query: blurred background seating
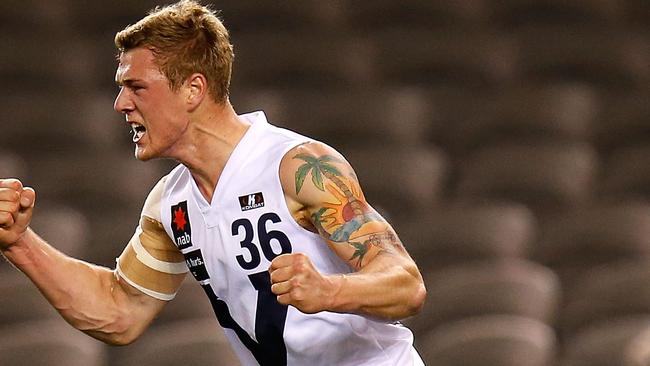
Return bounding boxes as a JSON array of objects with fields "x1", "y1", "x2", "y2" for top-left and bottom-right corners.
[
  {"x1": 419, "y1": 314, "x2": 557, "y2": 366},
  {"x1": 405, "y1": 258, "x2": 561, "y2": 337},
  {"x1": 109, "y1": 318, "x2": 240, "y2": 366},
  {"x1": 398, "y1": 202, "x2": 537, "y2": 269},
  {"x1": 1, "y1": 0, "x2": 649, "y2": 365},
  {"x1": 559, "y1": 318, "x2": 650, "y2": 366},
  {"x1": 0, "y1": 319, "x2": 107, "y2": 366}
]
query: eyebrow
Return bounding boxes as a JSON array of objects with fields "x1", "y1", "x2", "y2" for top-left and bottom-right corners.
[{"x1": 115, "y1": 77, "x2": 143, "y2": 87}]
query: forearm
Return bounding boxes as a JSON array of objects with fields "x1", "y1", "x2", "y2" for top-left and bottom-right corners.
[
  {"x1": 1, "y1": 228, "x2": 147, "y2": 345},
  {"x1": 329, "y1": 254, "x2": 426, "y2": 321}
]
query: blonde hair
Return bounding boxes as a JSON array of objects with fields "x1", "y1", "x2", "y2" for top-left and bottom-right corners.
[{"x1": 114, "y1": 0, "x2": 234, "y2": 103}]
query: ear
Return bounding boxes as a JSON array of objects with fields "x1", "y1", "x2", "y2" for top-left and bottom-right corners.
[{"x1": 185, "y1": 73, "x2": 208, "y2": 110}]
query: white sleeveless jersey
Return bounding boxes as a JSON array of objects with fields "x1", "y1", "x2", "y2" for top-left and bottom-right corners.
[{"x1": 158, "y1": 111, "x2": 423, "y2": 366}]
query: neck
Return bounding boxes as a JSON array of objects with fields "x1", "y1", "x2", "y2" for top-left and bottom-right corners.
[{"x1": 173, "y1": 101, "x2": 250, "y2": 202}]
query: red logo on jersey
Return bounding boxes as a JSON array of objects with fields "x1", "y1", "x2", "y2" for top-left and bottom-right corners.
[
  {"x1": 171, "y1": 201, "x2": 192, "y2": 250},
  {"x1": 173, "y1": 206, "x2": 187, "y2": 231}
]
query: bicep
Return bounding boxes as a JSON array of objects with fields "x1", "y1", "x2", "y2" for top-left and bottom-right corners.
[
  {"x1": 116, "y1": 174, "x2": 188, "y2": 300},
  {"x1": 281, "y1": 142, "x2": 411, "y2": 270},
  {"x1": 116, "y1": 216, "x2": 188, "y2": 301}
]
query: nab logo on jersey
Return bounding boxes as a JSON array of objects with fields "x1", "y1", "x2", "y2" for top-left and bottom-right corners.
[
  {"x1": 171, "y1": 201, "x2": 192, "y2": 250},
  {"x1": 239, "y1": 192, "x2": 265, "y2": 211}
]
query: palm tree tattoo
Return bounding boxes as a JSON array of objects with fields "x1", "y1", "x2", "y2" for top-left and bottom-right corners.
[{"x1": 294, "y1": 153, "x2": 401, "y2": 268}]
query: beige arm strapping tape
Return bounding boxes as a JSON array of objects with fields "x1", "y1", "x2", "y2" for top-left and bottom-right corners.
[
  {"x1": 115, "y1": 263, "x2": 177, "y2": 301},
  {"x1": 116, "y1": 176, "x2": 187, "y2": 301},
  {"x1": 130, "y1": 226, "x2": 188, "y2": 274}
]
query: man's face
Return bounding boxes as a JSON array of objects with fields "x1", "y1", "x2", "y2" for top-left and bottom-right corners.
[{"x1": 114, "y1": 48, "x2": 188, "y2": 161}]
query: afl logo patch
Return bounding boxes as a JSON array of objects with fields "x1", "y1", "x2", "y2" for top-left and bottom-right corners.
[
  {"x1": 171, "y1": 201, "x2": 192, "y2": 249},
  {"x1": 239, "y1": 192, "x2": 265, "y2": 211}
]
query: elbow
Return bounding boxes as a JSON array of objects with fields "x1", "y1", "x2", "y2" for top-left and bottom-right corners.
[
  {"x1": 85, "y1": 323, "x2": 142, "y2": 346},
  {"x1": 100, "y1": 316, "x2": 145, "y2": 346},
  {"x1": 379, "y1": 268, "x2": 427, "y2": 322},
  {"x1": 407, "y1": 281, "x2": 427, "y2": 317},
  {"x1": 400, "y1": 265, "x2": 427, "y2": 319},
  {"x1": 100, "y1": 320, "x2": 140, "y2": 346},
  {"x1": 381, "y1": 281, "x2": 426, "y2": 322},
  {"x1": 104, "y1": 332, "x2": 138, "y2": 346},
  {"x1": 72, "y1": 312, "x2": 144, "y2": 346}
]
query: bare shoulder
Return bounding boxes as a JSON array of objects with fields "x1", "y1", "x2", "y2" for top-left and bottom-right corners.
[
  {"x1": 141, "y1": 174, "x2": 169, "y2": 222},
  {"x1": 279, "y1": 141, "x2": 361, "y2": 208}
]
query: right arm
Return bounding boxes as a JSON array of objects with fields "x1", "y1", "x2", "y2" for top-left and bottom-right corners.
[{"x1": 0, "y1": 178, "x2": 187, "y2": 345}]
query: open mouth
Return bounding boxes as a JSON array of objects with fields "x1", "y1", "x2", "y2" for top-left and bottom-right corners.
[{"x1": 129, "y1": 122, "x2": 147, "y2": 143}]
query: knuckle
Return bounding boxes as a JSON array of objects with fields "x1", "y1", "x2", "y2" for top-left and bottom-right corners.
[
  {"x1": 277, "y1": 295, "x2": 290, "y2": 305},
  {"x1": 289, "y1": 277, "x2": 301, "y2": 288},
  {"x1": 0, "y1": 212, "x2": 14, "y2": 225},
  {"x1": 294, "y1": 260, "x2": 307, "y2": 272},
  {"x1": 4, "y1": 179, "x2": 22, "y2": 190}
]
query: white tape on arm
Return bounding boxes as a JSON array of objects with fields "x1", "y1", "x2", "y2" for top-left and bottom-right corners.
[
  {"x1": 130, "y1": 228, "x2": 188, "y2": 274},
  {"x1": 115, "y1": 262, "x2": 176, "y2": 301}
]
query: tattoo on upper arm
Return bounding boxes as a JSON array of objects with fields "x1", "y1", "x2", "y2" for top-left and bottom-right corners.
[{"x1": 294, "y1": 153, "x2": 407, "y2": 268}]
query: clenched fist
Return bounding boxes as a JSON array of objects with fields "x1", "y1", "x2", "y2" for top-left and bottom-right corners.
[
  {"x1": 269, "y1": 253, "x2": 342, "y2": 314},
  {"x1": 0, "y1": 179, "x2": 36, "y2": 249}
]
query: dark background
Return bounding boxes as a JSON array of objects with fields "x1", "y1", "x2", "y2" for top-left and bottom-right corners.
[{"x1": 1, "y1": 1, "x2": 650, "y2": 365}]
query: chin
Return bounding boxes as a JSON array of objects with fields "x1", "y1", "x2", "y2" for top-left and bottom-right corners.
[{"x1": 134, "y1": 146, "x2": 156, "y2": 161}]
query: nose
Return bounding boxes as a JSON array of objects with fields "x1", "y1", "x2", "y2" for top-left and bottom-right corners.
[{"x1": 114, "y1": 87, "x2": 134, "y2": 114}]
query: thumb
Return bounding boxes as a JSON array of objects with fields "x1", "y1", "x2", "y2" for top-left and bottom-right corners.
[
  {"x1": 19, "y1": 187, "x2": 36, "y2": 210},
  {"x1": 13, "y1": 187, "x2": 35, "y2": 230}
]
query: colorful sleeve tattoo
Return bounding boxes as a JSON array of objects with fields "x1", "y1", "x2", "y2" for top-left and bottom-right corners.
[{"x1": 293, "y1": 153, "x2": 407, "y2": 269}]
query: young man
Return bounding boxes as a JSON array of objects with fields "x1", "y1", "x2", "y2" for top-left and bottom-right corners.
[{"x1": 0, "y1": 1, "x2": 426, "y2": 365}]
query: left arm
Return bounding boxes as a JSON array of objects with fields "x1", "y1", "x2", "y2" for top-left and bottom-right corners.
[{"x1": 269, "y1": 142, "x2": 426, "y2": 321}]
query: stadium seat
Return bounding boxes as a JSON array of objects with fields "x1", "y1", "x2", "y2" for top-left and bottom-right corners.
[
  {"x1": 600, "y1": 145, "x2": 650, "y2": 201},
  {"x1": 560, "y1": 318, "x2": 650, "y2": 366},
  {"x1": 447, "y1": 83, "x2": 597, "y2": 153},
  {"x1": 0, "y1": 32, "x2": 96, "y2": 93},
  {"x1": 156, "y1": 277, "x2": 216, "y2": 324},
  {"x1": 68, "y1": 0, "x2": 160, "y2": 36},
  {"x1": 0, "y1": 272, "x2": 60, "y2": 325},
  {"x1": 0, "y1": 319, "x2": 107, "y2": 366},
  {"x1": 419, "y1": 315, "x2": 557, "y2": 366},
  {"x1": 29, "y1": 202, "x2": 90, "y2": 259},
  {"x1": 489, "y1": 0, "x2": 625, "y2": 28},
  {"x1": 456, "y1": 141, "x2": 598, "y2": 216},
  {"x1": 625, "y1": 324, "x2": 650, "y2": 366},
  {"x1": 370, "y1": 29, "x2": 518, "y2": 89},
  {"x1": 0, "y1": 91, "x2": 121, "y2": 155},
  {"x1": 535, "y1": 201, "x2": 650, "y2": 284},
  {"x1": 232, "y1": 32, "x2": 374, "y2": 90},
  {"x1": 345, "y1": 0, "x2": 488, "y2": 31},
  {"x1": 0, "y1": 151, "x2": 27, "y2": 181},
  {"x1": 561, "y1": 260, "x2": 650, "y2": 335},
  {"x1": 217, "y1": 0, "x2": 345, "y2": 33},
  {"x1": 111, "y1": 318, "x2": 240, "y2": 366},
  {"x1": 398, "y1": 202, "x2": 536, "y2": 269},
  {"x1": 233, "y1": 87, "x2": 435, "y2": 148},
  {"x1": 596, "y1": 91, "x2": 650, "y2": 153},
  {"x1": 24, "y1": 152, "x2": 166, "y2": 213},
  {"x1": 406, "y1": 259, "x2": 560, "y2": 336},
  {"x1": 516, "y1": 26, "x2": 650, "y2": 89},
  {"x1": 624, "y1": 0, "x2": 650, "y2": 27},
  {"x1": 341, "y1": 144, "x2": 449, "y2": 217},
  {"x1": 82, "y1": 206, "x2": 149, "y2": 268}
]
